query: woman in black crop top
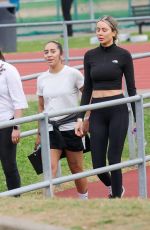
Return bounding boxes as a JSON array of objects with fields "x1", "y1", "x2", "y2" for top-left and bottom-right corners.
[{"x1": 75, "y1": 16, "x2": 136, "y2": 198}]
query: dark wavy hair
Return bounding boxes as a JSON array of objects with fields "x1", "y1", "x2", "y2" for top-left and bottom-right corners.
[
  {"x1": 0, "y1": 50, "x2": 5, "y2": 61},
  {"x1": 44, "y1": 41, "x2": 63, "y2": 55}
]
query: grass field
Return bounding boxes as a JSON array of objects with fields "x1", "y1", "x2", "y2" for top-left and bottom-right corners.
[
  {"x1": 0, "y1": 197, "x2": 150, "y2": 230},
  {"x1": 17, "y1": 31, "x2": 150, "y2": 52}
]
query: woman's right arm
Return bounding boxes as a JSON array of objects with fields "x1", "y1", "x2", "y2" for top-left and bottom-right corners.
[
  {"x1": 75, "y1": 52, "x2": 92, "y2": 136},
  {"x1": 79, "y1": 52, "x2": 93, "y2": 119}
]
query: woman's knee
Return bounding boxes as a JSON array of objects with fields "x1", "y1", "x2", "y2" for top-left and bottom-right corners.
[
  {"x1": 108, "y1": 153, "x2": 122, "y2": 165},
  {"x1": 51, "y1": 163, "x2": 58, "y2": 177},
  {"x1": 69, "y1": 162, "x2": 83, "y2": 174}
]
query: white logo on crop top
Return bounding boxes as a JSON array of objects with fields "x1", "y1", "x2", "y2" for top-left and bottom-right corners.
[{"x1": 112, "y1": 60, "x2": 118, "y2": 64}]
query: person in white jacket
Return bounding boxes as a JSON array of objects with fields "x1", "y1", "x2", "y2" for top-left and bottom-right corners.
[{"x1": 0, "y1": 50, "x2": 28, "y2": 191}]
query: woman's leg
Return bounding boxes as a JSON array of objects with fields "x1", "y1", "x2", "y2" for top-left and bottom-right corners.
[
  {"x1": 0, "y1": 127, "x2": 20, "y2": 190},
  {"x1": 108, "y1": 104, "x2": 129, "y2": 198},
  {"x1": 90, "y1": 108, "x2": 111, "y2": 187},
  {"x1": 51, "y1": 149, "x2": 62, "y2": 178},
  {"x1": 66, "y1": 150, "x2": 88, "y2": 195}
]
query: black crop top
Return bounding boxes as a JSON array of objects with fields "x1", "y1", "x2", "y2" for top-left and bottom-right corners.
[{"x1": 80, "y1": 44, "x2": 136, "y2": 119}]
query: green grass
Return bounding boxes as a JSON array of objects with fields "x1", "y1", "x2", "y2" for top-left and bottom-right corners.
[
  {"x1": 0, "y1": 197, "x2": 150, "y2": 230},
  {"x1": 16, "y1": 31, "x2": 150, "y2": 53},
  {"x1": 17, "y1": 36, "x2": 97, "y2": 52}
]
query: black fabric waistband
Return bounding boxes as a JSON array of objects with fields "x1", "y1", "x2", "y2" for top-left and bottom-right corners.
[{"x1": 91, "y1": 94, "x2": 124, "y2": 103}]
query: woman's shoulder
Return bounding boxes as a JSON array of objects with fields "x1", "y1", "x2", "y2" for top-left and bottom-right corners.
[
  {"x1": 1, "y1": 61, "x2": 17, "y2": 71},
  {"x1": 38, "y1": 70, "x2": 49, "y2": 80},
  {"x1": 0, "y1": 61, "x2": 20, "y2": 77},
  {"x1": 64, "y1": 65, "x2": 83, "y2": 79},
  {"x1": 116, "y1": 45, "x2": 132, "y2": 57},
  {"x1": 64, "y1": 65, "x2": 81, "y2": 74},
  {"x1": 85, "y1": 47, "x2": 99, "y2": 56}
]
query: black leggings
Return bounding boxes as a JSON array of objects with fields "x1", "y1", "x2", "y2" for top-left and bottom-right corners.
[
  {"x1": 0, "y1": 127, "x2": 21, "y2": 190},
  {"x1": 89, "y1": 94, "x2": 129, "y2": 197},
  {"x1": 61, "y1": 0, "x2": 73, "y2": 36}
]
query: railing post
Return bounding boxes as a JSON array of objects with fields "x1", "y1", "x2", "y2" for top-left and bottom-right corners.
[
  {"x1": 128, "y1": 108, "x2": 136, "y2": 159},
  {"x1": 135, "y1": 96, "x2": 147, "y2": 198},
  {"x1": 62, "y1": 22, "x2": 69, "y2": 64},
  {"x1": 40, "y1": 113, "x2": 53, "y2": 197},
  {"x1": 89, "y1": 0, "x2": 95, "y2": 32},
  {"x1": 124, "y1": 80, "x2": 136, "y2": 159}
]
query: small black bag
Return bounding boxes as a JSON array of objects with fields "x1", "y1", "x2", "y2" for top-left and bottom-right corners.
[{"x1": 28, "y1": 146, "x2": 43, "y2": 175}]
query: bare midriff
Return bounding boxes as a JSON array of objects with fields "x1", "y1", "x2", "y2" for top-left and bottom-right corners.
[{"x1": 92, "y1": 89, "x2": 123, "y2": 98}]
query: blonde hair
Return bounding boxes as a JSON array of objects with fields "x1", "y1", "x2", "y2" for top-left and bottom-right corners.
[{"x1": 97, "y1": 16, "x2": 118, "y2": 42}]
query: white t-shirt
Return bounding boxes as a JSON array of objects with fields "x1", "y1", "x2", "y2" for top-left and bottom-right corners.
[
  {"x1": 37, "y1": 65, "x2": 84, "y2": 131},
  {"x1": 0, "y1": 60, "x2": 28, "y2": 122}
]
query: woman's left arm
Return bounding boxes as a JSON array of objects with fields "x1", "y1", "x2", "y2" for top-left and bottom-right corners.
[{"x1": 123, "y1": 51, "x2": 136, "y2": 120}]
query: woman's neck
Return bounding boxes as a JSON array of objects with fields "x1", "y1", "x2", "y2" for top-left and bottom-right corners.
[
  {"x1": 101, "y1": 40, "x2": 114, "y2": 47},
  {"x1": 49, "y1": 63, "x2": 64, "y2": 74}
]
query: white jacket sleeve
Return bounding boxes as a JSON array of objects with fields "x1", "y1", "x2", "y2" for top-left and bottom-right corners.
[{"x1": 5, "y1": 63, "x2": 28, "y2": 109}]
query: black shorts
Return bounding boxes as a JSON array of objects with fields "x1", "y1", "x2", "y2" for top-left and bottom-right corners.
[{"x1": 49, "y1": 129, "x2": 84, "y2": 152}]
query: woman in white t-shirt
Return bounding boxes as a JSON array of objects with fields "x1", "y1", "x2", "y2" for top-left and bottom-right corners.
[
  {"x1": 36, "y1": 41, "x2": 88, "y2": 199},
  {"x1": 0, "y1": 50, "x2": 28, "y2": 191}
]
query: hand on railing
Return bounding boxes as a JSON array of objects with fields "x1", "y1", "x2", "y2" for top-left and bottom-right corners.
[
  {"x1": 132, "y1": 127, "x2": 137, "y2": 136},
  {"x1": 132, "y1": 126, "x2": 147, "y2": 147}
]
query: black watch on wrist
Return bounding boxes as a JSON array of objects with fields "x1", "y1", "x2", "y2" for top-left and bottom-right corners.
[{"x1": 13, "y1": 125, "x2": 20, "y2": 130}]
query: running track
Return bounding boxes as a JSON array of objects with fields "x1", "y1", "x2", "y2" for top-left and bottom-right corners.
[
  {"x1": 5, "y1": 42, "x2": 150, "y2": 95},
  {"x1": 56, "y1": 167, "x2": 150, "y2": 199},
  {"x1": 6, "y1": 42, "x2": 150, "y2": 198}
]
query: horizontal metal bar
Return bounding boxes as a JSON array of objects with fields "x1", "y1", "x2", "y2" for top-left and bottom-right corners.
[
  {"x1": 21, "y1": 129, "x2": 37, "y2": 138},
  {"x1": 8, "y1": 56, "x2": 84, "y2": 64},
  {"x1": 1, "y1": 93, "x2": 149, "y2": 129},
  {"x1": 0, "y1": 158, "x2": 143, "y2": 196},
  {"x1": 20, "y1": 99, "x2": 149, "y2": 138},
  {"x1": 47, "y1": 95, "x2": 141, "y2": 119},
  {"x1": 8, "y1": 53, "x2": 150, "y2": 66},
  {"x1": 0, "y1": 113, "x2": 44, "y2": 129},
  {"x1": 0, "y1": 95, "x2": 143, "y2": 129},
  {"x1": 0, "y1": 16, "x2": 150, "y2": 28},
  {"x1": 144, "y1": 103, "x2": 150, "y2": 108},
  {"x1": 142, "y1": 93, "x2": 150, "y2": 99},
  {"x1": 53, "y1": 158, "x2": 143, "y2": 185},
  {"x1": 21, "y1": 65, "x2": 83, "y2": 81},
  {"x1": 21, "y1": 72, "x2": 43, "y2": 81},
  {"x1": 145, "y1": 155, "x2": 150, "y2": 162},
  {"x1": 132, "y1": 53, "x2": 150, "y2": 59},
  {"x1": 0, "y1": 180, "x2": 50, "y2": 197}
]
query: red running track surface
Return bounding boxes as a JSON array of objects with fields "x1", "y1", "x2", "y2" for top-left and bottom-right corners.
[
  {"x1": 5, "y1": 42, "x2": 150, "y2": 95},
  {"x1": 56, "y1": 166, "x2": 150, "y2": 199}
]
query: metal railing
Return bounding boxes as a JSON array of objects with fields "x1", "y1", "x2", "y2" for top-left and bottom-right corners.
[
  {"x1": 19, "y1": 52, "x2": 150, "y2": 161},
  {"x1": 1, "y1": 16, "x2": 150, "y2": 62},
  {"x1": 0, "y1": 93, "x2": 149, "y2": 198}
]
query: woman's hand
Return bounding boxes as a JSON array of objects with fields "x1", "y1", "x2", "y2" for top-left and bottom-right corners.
[
  {"x1": 75, "y1": 119, "x2": 84, "y2": 137},
  {"x1": 83, "y1": 119, "x2": 89, "y2": 135},
  {"x1": 11, "y1": 129, "x2": 21, "y2": 144},
  {"x1": 35, "y1": 133, "x2": 41, "y2": 150}
]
